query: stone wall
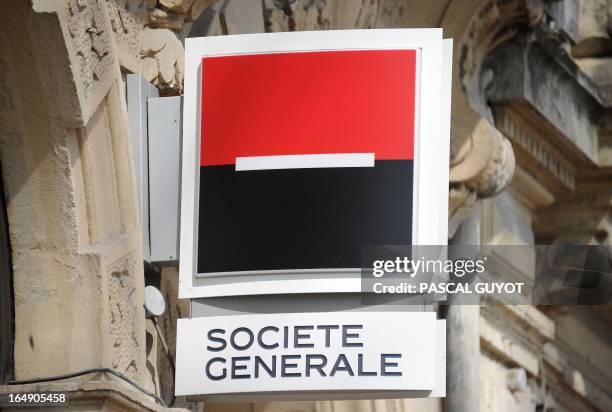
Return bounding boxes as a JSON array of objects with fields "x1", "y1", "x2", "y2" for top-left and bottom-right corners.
[{"x1": 0, "y1": 0, "x2": 153, "y2": 410}]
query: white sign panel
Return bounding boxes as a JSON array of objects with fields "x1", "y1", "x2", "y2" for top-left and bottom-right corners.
[
  {"x1": 176, "y1": 312, "x2": 445, "y2": 400},
  {"x1": 179, "y1": 29, "x2": 453, "y2": 298}
]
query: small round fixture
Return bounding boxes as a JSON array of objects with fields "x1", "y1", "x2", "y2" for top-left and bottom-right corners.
[{"x1": 144, "y1": 285, "x2": 166, "y2": 318}]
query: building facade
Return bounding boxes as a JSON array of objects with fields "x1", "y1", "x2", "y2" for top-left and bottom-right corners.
[{"x1": 0, "y1": 0, "x2": 611, "y2": 411}]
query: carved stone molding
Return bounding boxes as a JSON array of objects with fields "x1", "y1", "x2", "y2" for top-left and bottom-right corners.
[
  {"x1": 262, "y1": 0, "x2": 408, "y2": 32},
  {"x1": 485, "y1": 28, "x2": 601, "y2": 164},
  {"x1": 140, "y1": 27, "x2": 185, "y2": 91},
  {"x1": 482, "y1": 20, "x2": 612, "y2": 241},
  {"x1": 147, "y1": 0, "x2": 216, "y2": 30},
  {"x1": 150, "y1": 0, "x2": 217, "y2": 90},
  {"x1": 450, "y1": 117, "x2": 516, "y2": 196},
  {"x1": 81, "y1": 0, "x2": 218, "y2": 93},
  {"x1": 510, "y1": 167, "x2": 555, "y2": 210},
  {"x1": 443, "y1": 0, "x2": 547, "y2": 236},
  {"x1": 105, "y1": 0, "x2": 149, "y2": 74},
  {"x1": 534, "y1": 182, "x2": 612, "y2": 243},
  {"x1": 457, "y1": 0, "x2": 545, "y2": 119},
  {"x1": 493, "y1": 104, "x2": 576, "y2": 196},
  {"x1": 448, "y1": 116, "x2": 516, "y2": 237},
  {"x1": 50, "y1": 0, "x2": 118, "y2": 126}
]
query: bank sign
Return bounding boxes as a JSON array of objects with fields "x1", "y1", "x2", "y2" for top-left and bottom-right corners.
[
  {"x1": 179, "y1": 29, "x2": 452, "y2": 298},
  {"x1": 177, "y1": 29, "x2": 451, "y2": 400},
  {"x1": 176, "y1": 312, "x2": 445, "y2": 399}
]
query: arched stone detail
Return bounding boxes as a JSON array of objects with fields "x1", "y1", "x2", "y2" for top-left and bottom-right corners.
[
  {"x1": 457, "y1": 0, "x2": 545, "y2": 117},
  {"x1": 440, "y1": 0, "x2": 547, "y2": 236}
]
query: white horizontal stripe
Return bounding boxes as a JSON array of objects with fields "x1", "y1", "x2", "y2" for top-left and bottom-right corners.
[{"x1": 235, "y1": 153, "x2": 375, "y2": 171}]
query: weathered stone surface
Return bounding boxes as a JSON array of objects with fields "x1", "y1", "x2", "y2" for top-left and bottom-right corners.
[
  {"x1": 439, "y1": 0, "x2": 548, "y2": 236},
  {"x1": 149, "y1": 8, "x2": 169, "y2": 25},
  {"x1": 181, "y1": 0, "x2": 197, "y2": 14},
  {"x1": 577, "y1": 57, "x2": 612, "y2": 106},
  {"x1": 157, "y1": 45, "x2": 180, "y2": 84},
  {"x1": 52, "y1": 0, "x2": 117, "y2": 126},
  {"x1": 159, "y1": 0, "x2": 184, "y2": 11},
  {"x1": 534, "y1": 182, "x2": 612, "y2": 241},
  {"x1": 547, "y1": 0, "x2": 580, "y2": 43},
  {"x1": 0, "y1": 0, "x2": 146, "y2": 393},
  {"x1": 140, "y1": 27, "x2": 184, "y2": 90},
  {"x1": 262, "y1": 0, "x2": 407, "y2": 32},
  {"x1": 148, "y1": 7, "x2": 184, "y2": 31},
  {"x1": 224, "y1": 0, "x2": 264, "y2": 34},
  {"x1": 493, "y1": 104, "x2": 576, "y2": 196},
  {"x1": 480, "y1": 191, "x2": 537, "y2": 282},
  {"x1": 142, "y1": 26, "x2": 169, "y2": 54},
  {"x1": 451, "y1": 118, "x2": 515, "y2": 197},
  {"x1": 448, "y1": 116, "x2": 515, "y2": 238},
  {"x1": 481, "y1": 314, "x2": 540, "y2": 376},
  {"x1": 574, "y1": 0, "x2": 612, "y2": 58},
  {"x1": 88, "y1": 0, "x2": 211, "y2": 92},
  {"x1": 188, "y1": 0, "x2": 216, "y2": 21},
  {"x1": 189, "y1": 0, "x2": 265, "y2": 36},
  {"x1": 510, "y1": 167, "x2": 555, "y2": 210},
  {"x1": 485, "y1": 30, "x2": 601, "y2": 165},
  {"x1": 105, "y1": 0, "x2": 149, "y2": 73},
  {"x1": 141, "y1": 56, "x2": 158, "y2": 82},
  {"x1": 449, "y1": 186, "x2": 478, "y2": 239},
  {"x1": 541, "y1": 307, "x2": 612, "y2": 412}
]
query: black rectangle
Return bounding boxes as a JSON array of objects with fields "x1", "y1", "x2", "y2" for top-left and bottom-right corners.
[{"x1": 197, "y1": 160, "x2": 413, "y2": 273}]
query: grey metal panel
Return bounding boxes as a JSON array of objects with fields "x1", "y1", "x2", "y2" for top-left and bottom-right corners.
[
  {"x1": 148, "y1": 96, "x2": 182, "y2": 264},
  {"x1": 190, "y1": 294, "x2": 425, "y2": 318},
  {"x1": 127, "y1": 74, "x2": 159, "y2": 262}
]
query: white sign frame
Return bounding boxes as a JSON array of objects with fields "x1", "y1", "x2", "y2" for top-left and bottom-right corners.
[{"x1": 180, "y1": 29, "x2": 452, "y2": 298}]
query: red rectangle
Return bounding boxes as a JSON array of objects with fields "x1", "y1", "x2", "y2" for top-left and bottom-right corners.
[{"x1": 200, "y1": 50, "x2": 416, "y2": 166}]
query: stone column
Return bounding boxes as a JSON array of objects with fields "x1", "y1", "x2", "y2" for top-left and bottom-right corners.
[{"x1": 445, "y1": 209, "x2": 481, "y2": 412}]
